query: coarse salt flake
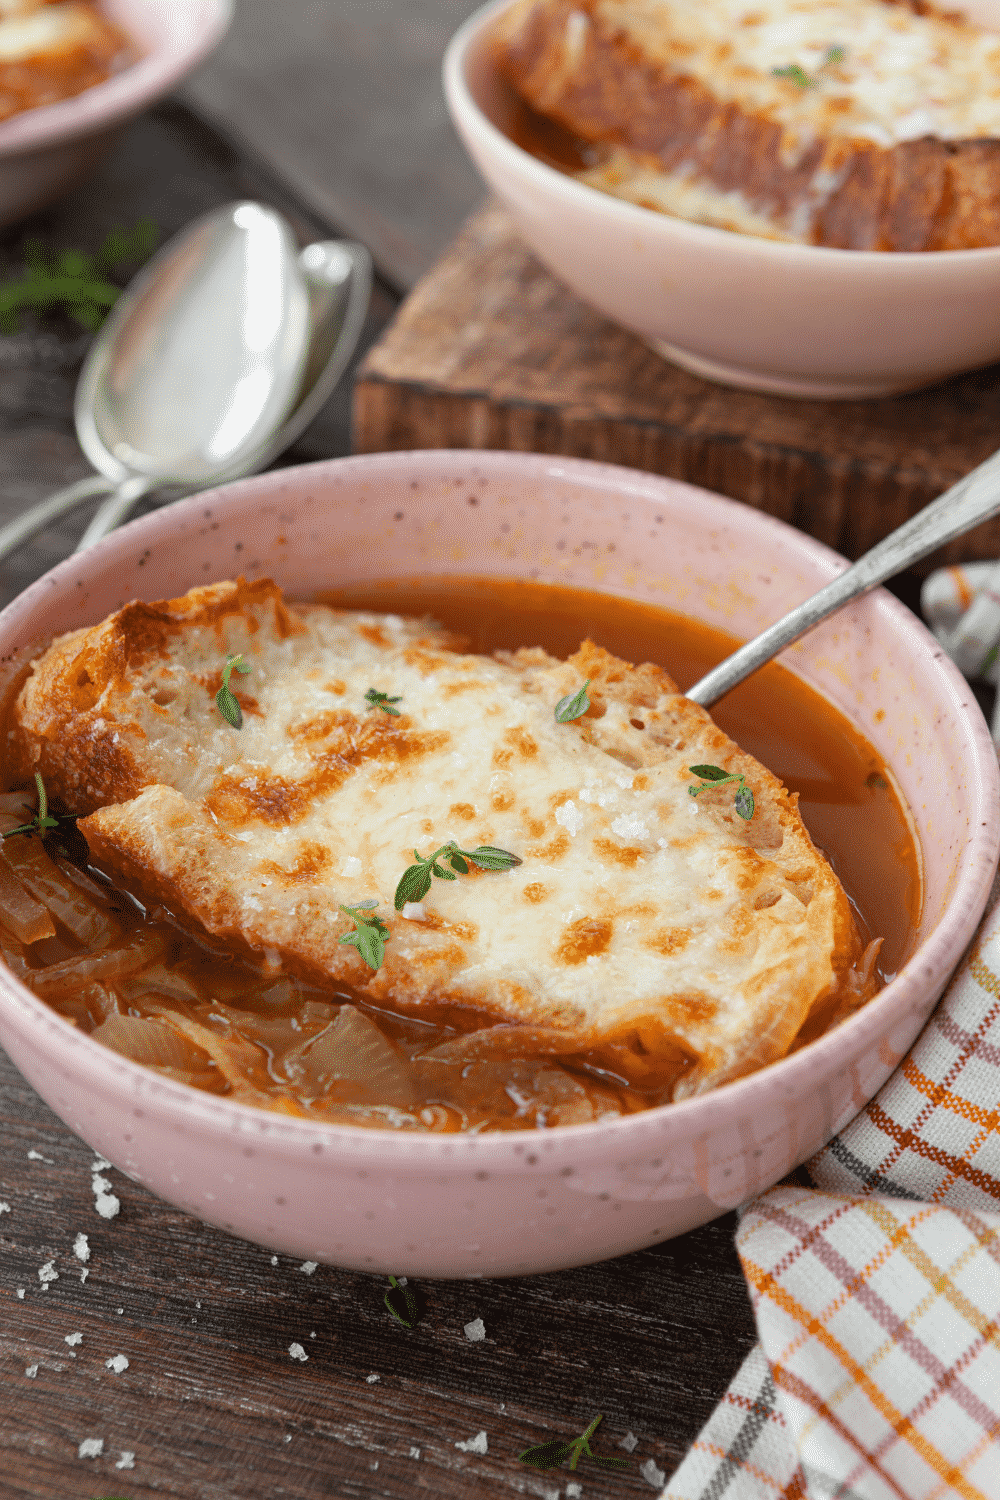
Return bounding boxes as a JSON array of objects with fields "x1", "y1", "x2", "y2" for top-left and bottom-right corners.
[
  {"x1": 0, "y1": 1201, "x2": 10, "y2": 1213},
  {"x1": 288, "y1": 1343, "x2": 308, "y2": 1362},
  {"x1": 340, "y1": 855, "x2": 363, "y2": 877},
  {"x1": 94, "y1": 1190, "x2": 120, "y2": 1219},
  {"x1": 464, "y1": 1317, "x2": 486, "y2": 1342},
  {"x1": 366, "y1": 1373, "x2": 380, "y2": 1383},
  {"x1": 116, "y1": 1452, "x2": 135, "y2": 1470},
  {"x1": 620, "y1": 1431, "x2": 639, "y2": 1452},
  {"x1": 16, "y1": 1289, "x2": 24, "y2": 1299},
  {"x1": 566, "y1": 1486, "x2": 582, "y2": 1499},
  {"x1": 78, "y1": 1438, "x2": 104, "y2": 1459},
  {"x1": 641, "y1": 1457, "x2": 666, "y2": 1488},
  {"x1": 38, "y1": 1261, "x2": 58, "y2": 1287},
  {"x1": 401, "y1": 901, "x2": 426, "y2": 921},
  {"x1": 299, "y1": 1261, "x2": 318, "y2": 1275},
  {"x1": 73, "y1": 1233, "x2": 90, "y2": 1262},
  {"x1": 455, "y1": 1430, "x2": 488, "y2": 1454},
  {"x1": 65, "y1": 1333, "x2": 83, "y2": 1347},
  {"x1": 27, "y1": 1150, "x2": 53, "y2": 1163},
  {"x1": 24, "y1": 1364, "x2": 38, "y2": 1378},
  {"x1": 106, "y1": 1354, "x2": 129, "y2": 1374},
  {"x1": 554, "y1": 800, "x2": 585, "y2": 836}
]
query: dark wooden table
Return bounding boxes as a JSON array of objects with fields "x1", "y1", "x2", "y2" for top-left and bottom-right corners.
[{"x1": 0, "y1": 101, "x2": 758, "y2": 1499}]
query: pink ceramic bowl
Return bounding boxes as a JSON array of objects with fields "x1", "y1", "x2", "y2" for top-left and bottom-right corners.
[
  {"x1": 0, "y1": 0, "x2": 233, "y2": 228},
  {"x1": 0, "y1": 450, "x2": 996, "y2": 1278},
  {"x1": 444, "y1": 0, "x2": 1000, "y2": 399}
]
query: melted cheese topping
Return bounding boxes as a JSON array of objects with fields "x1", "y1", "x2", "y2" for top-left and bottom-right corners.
[
  {"x1": 13, "y1": 579, "x2": 861, "y2": 1100},
  {"x1": 589, "y1": 0, "x2": 1000, "y2": 145}
]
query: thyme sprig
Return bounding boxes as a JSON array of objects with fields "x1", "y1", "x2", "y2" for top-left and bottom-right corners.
[
  {"x1": 338, "y1": 900, "x2": 390, "y2": 971},
  {"x1": 554, "y1": 679, "x2": 591, "y2": 723},
  {"x1": 384, "y1": 1274, "x2": 419, "y2": 1327},
  {"x1": 688, "y1": 764, "x2": 755, "y2": 820},
  {"x1": 394, "y1": 842, "x2": 522, "y2": 910},
  {"x1": 0, "y1": 219, "x2": 157, "y2": 334},
  {"x1": 365, "y1": 688, "x2": 402, "y2": 716},
  {"x1": 519, "y1": 1414, "x2": 630, "y2": 1472},
  {"x1": 215, "y1": 653, "x2": 251, "y2": 729},
  {"x1": 772, "y1": 45, "x2": 845, "y2": 89},
  {"x1": 2, "y1": 772, "x2": 61, "y2": 840}
]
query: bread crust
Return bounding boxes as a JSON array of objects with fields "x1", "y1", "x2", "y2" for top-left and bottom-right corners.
[{"x1": 492, "y1": 0, "x2": 1000, "y2": 250}]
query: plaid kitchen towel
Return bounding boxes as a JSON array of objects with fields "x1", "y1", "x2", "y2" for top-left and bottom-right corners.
[{"x1": 664, "y1": 875, "x2": 1000, "y2": 1500}]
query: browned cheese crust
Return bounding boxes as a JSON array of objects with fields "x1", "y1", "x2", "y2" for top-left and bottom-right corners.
[{"x1": 491, "y1": 0, "x2": 1000, "y2": 250}]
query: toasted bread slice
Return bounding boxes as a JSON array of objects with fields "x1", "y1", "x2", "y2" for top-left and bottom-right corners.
[
  {"x1": 492, "y1": 0, "x2": 1000, "y2": 250},
  {"x1": 12, "y1": 578, "x2": 864, "y2": 1099}
]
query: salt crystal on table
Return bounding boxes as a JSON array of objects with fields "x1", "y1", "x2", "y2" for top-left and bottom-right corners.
[
  {"x1": 366, "y1": 1373, "x2": 380, "y2": 1383},
  {"x1": 409, "y1": 1446, "x2": 421, "y2": 1458},
  {"x1": 24, "y1": 1364, "x2": 38, "y2": 1378},
  {"x1": 300, "y1": 1260, "x2": 318, "y2": 1275},
  {"x1": 455, "y1": 1431, "x2": 488, "y2": 1454},
  {"x1": 65, "y1": 1333, "x2": 83, "y2": 1347},
  {"x1": 106, "y1": 1354, "x2": 129, "y2": 1374},
  {"x1": 16, "y1": 1289, "x2": 24, "y2": 1299},
  {"x1": 288, "y1": 1343, "x2": 308, "y2": 1362},
  {"x1": 78, "y1": 1438, "x2": 104, "y2": 1459},
  {"x1": 464, "y1": 1317, "x2": 486, "y2": 1341},
  {"x1": 116, "y1": 1452, "x2": 135, "y2": 1470},
  {"x1": 0, "y1": 1201, "x2": 10, "y2": 1213},
  {"x1": 73, "y1": 1233, "x2": 90, "y2": 1262},
  {"x1": 28, "y1": 1150, "x2": 53, "y2": 1163},
  {"x1": 620, "y1": 1431, "x2": 638, "y2": 1452},
  {"x1": 566, "y1": 1485, "x2": 582, "y2": 1498},
  {"x1": 640, "y1": 1458, "x2": 666, "y2": 1488},
  {"x1": 270, "y1": 1255, "x2": 278, "y2": 1265},
  {"x1": 37, "y1": 1261, "x2": 58, "y2": 1288}
]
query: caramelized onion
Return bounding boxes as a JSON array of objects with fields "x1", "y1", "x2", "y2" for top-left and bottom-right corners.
[
  {"x1": 0, "y1": 850, "x2": 56, "y2": 944},
  {"x1": 92, "y1": 1013, "x2": 212, "y2": 1071},
  {"x1": 3, "y1": 836, "x2": 120, "y2": 949},
  {"x1": 25, "y1": 931, "x2": 166, "y2": 993},
  {"x1": 285, "y1": 1005, "x2": 417, "y2": 1105}
]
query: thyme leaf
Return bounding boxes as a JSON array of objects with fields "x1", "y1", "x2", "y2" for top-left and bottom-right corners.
[
  {"x1": 365, "y1": 688, "x2": 402, "y2": 716},
  {"x1": 554, "y1": 679, "x2": 591, "y2": 723},
  {"x1": 394, "y1": 841, "x2": 522, "y2": 910},
  {"x1": 688, "y1": 764, "x2": 755, "y2": 820},
  {"x1": 520, "y1": 1415, "x2": 631, "y2": 1472},
  {"x1": 215, "y1": 653, "x2": 252, "y2": 729},
  {"x1": 384, "y1": 1274, "x2": 419, "y2": 1327},
  {"x1": 338, "y1": 901, "x2": 390, "y2": 971},
  {"x1": 1, "y1": 772, "x2": 61, "y2": 839},
  {"x1": 0, "y1": 219, "x2": 157, "y2": 334}
]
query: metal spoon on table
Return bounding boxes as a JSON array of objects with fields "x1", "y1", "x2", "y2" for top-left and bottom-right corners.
[
  {"x1": 685, "y1": 448, "x2": 1000, "y2": 706},
  {"x1": 0, "y1": 202, "x2": 372, "y2": 561}
]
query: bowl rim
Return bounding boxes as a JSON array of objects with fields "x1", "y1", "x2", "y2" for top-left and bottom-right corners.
[
  {"x1": 1, "y1": 448, "x2": 997, "y2": 1168},
  {"x1": 0, "y1": 0, "x2": 234, "y2": 158},
  {"x1": 443, "y1": 0, "x2": 1000, "y2": 270}
]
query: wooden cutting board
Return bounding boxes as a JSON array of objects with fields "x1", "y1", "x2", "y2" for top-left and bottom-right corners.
[{"x1": 353, "y1": 200, "x2": 1000, "y2": 570}]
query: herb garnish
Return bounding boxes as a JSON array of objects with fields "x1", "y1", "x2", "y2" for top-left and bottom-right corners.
[
  {"x1": 2, "y1": 772, "x2": 60, "y2": 840},
  {"x1": 394, "y1": 842, "x2": 522, "y2": 910},
  {"x1": 216, "y1": 653, "x2": 251, "y2": 729},
  {"x1": 688, "y1": 764, "x2": 755, "y2": 820},
  {"x1": 772, "y1": 46, "x2": 845, "y2": 88},
  {"x1": 338, "y1": 900, "x2": 391, "y2": 971},
  {"x1": 554, "y1": 679, "x2": 591, "y2": 723},
  {"x1": 384, "y1": 1275, "x2": 419, "y2": 1327},
  {"x1": 520, "y1": 1414, "x2": 630, "y2": 1472},
  {"x1": 365, "y1": 688, "x2": 402, "y2": 716},
  {"x1": 0, "y1": 219, "x2": 158, "y2": 334}
]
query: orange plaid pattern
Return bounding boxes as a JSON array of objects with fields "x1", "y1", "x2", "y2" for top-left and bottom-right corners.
[{"x1": 665, "y1": 883, "x2": 1000, "y2": 1500}]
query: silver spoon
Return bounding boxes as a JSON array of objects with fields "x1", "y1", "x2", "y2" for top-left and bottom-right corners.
[
  {"x1": 686, "y1": 447, "x2": 1000, "y2": 707},
  {"x1": 0, "y1": 204, "x2": 371, "y2": 561}
]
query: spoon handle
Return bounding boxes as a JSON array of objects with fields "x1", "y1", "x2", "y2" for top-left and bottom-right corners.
[
  {"x1": 0, "y1": 475, "x2": 114, "y2": 564},
  {"x1": 74, "y1": 476, "x2": 155, "y2": 553},
  {"x1": 685, "y1": 446, "x2": 1000, "y2": 708}
]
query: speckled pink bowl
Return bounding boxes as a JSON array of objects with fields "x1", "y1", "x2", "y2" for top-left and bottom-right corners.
[
  {"x1": 0, "y1": 450, "x2": 996, "y2": 1277},
  {"x1": 444, "y1": 0, "x2": 1000, "y2": 398},
  {"x1": 0, "y1": 0, "x2": 232, "y2": 227}
]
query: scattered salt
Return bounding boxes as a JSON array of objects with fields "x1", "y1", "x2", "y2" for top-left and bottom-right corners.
[
  {"x1": 455, "y1": 1431, "x2": 488, "y2": 1454},
  {"x1": 409, "y1": 1446, "x2": 421, "y2": 1458},
  {"x1": 16, "y1": 1289, "x2": 24, "y2": 1299},
  {"x1": 299, "y1": 1261, "x2": 318, "y2": 1275},
  {"x1": 340, "y1": 856, "x2": 362, "y2": 877},
  {"x1": 116, "y1": 1452, "x2": 135, "y2": 1470},
  {"x1": 554, "y1": 800, "x2": 585, "y2": 836},
  {"x1": 38, "y1": 1261, "x2": 58, "y2": 1288},
  {"x1": 401, "y1": 901, "x2": 426, "y2": 921},
  {"x1": 270, "y1": 1255, "x2": 278, "y2": 1265},
  {"x1": 24, "y1": 1364, "x2": 37, "y2": 1378},
  {"x1": 640, "y1": 1458, "x2": 666, "y2": 1488},
  {"x1": 566, "y1": 1485, "x2": 583, "y2": 1498},
  {"x1": 611, "y1": 813, "x2": 649, "y2": 839},
  {"x1": 73, "y1": 1233, "x2": 90, "y2": 1263},
  {"x1": 91, "y1": 1171, "x2": 120, "y2": 1219},
  {"x1": 65, "y1": 1333, "x2": 83, "y2": 1347},
  {"x1": 620, "y1": 1431, "x2": 638, "y2": 1452},
  {"x1": 105, "y1": 1354, "x2": 129, "y2": 1374},
  {"x1": 0, "y1": 1201, "x2": 10, "y2": 1213},
  {"x1": 366, "y1": 1373, "x2": 380, "y2": 1383},
  {"x1": 288, "y1": 1343, "x2": 308, "y2": 1362},
  {"x1": 464, "y1": 1317, "x2": 486, "y2": 1342},
  {"x1": 27, "y1": 1150, "x2": 53, "y2": 1164},
  {"x1": 92, "y1": 1155, "x2": 112, "y2": 1171},
  {"x1": 688, "y1": 801, "x2": 699, "y2": 817},
  {"x1": 78, "y1": 1438, "x2": 104, "y2": 1459},
  {"x1": 80, "y1": 1269, "x2": 88, "y2": 1283}
]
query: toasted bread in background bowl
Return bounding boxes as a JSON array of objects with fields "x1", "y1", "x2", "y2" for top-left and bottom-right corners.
[
  {"x1": 444, "y1": 0, "x2": 1000, "y2": 399},
  {"x1": 0, "y1": 450, "x2": 996, "y2": 1277},
  {"x1": 0, "y1": 0, "x2": 233, "y2": 228}
]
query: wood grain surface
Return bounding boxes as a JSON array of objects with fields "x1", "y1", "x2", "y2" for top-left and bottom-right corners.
[
  {"x1": 354, "y1": 199, "x2": 1000, "y2": 571},
  {"x1": 0, "y1": 101, "x2": 759, "y2": 1500}
]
